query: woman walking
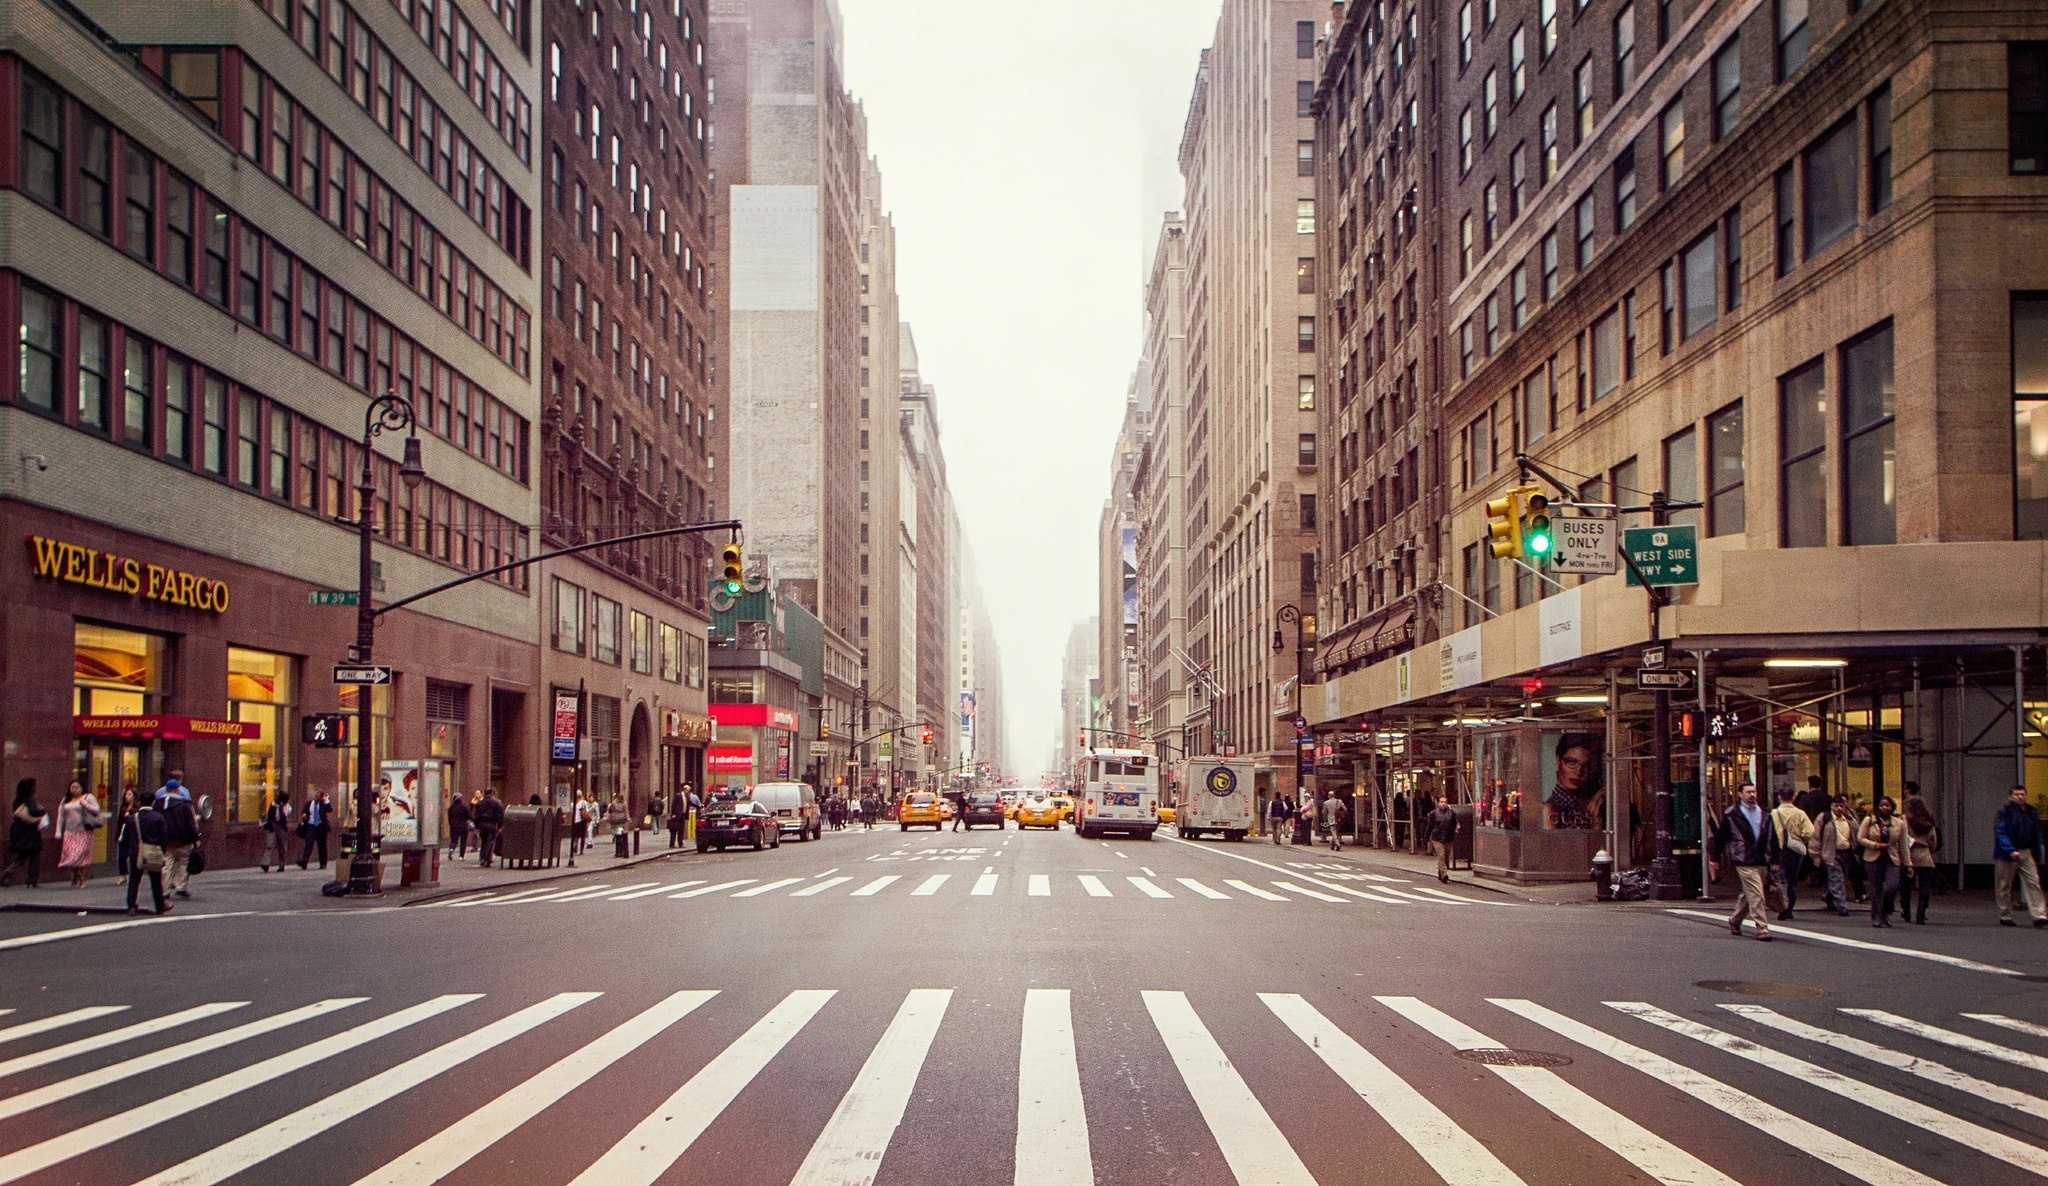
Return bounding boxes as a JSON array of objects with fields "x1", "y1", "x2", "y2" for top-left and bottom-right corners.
[
  {"x1": 56, "y1": 781, "x2": 100, "y2": 888},
  {"x1": 2, "y1": 779, "x2": 49, "y2": 887},
  {"x1": 1858, "y1": 796, "x2": 1910, "y2": 927},
  {"x1": 1903, "y1": 794, "x2": 1940, "y2": 924},
  {"x1": 113, "y1": 788, "x2": 138, "y2": 878},
  {"x1": 259, "y1": 790, "x2": 292, "y2": 872},
  {"x1": 607, "y1": 795, "x2": 632, "y2": 858}
]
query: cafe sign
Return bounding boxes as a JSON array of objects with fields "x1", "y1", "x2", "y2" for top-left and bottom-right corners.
[{"x1": 27, "y1": 535, "x2": 230, "y2": 613}]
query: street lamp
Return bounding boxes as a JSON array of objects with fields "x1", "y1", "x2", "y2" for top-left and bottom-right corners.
[
  {"x1": 1274, "y1": 603, "x2": 1312, "y2": 797},
  {"x1": 347, "y1": 391, "x2": 425, "y2": 897}
]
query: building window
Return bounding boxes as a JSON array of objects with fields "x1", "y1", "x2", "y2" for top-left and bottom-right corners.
[
  {"x1": 74, "y1": 312, "x2": 108, "y2": 430},
  {"x1": 1460, "y1": 213, "x2": 1475, "y2": 277},
  {"x1": 1664, "y1": 427, "x2": 1701, "y2": 530},
  {"x1": 1723, "y1": 207, "x2": 1744, "y2": 311},
  {"x1": 1660, "y1": 261, "x2": 1677, "y2": 353},
  {"x1": 1779, "y1": 356, "x2": 1828, "y2": 547},
  {"x1": 1484, "y1": 70, "x2": 1500, "y2": 139},
  {"x1": 1575, "y1": 193, "x2": 1596, "y2": 268},
  {"x1": 1540, "y1": 0, "x2": 1559, "y2": 57},
  {"x1": 1511, "y1": 27, "x2": 1527, "y2": 101},
  {"x1": 1459, "y1": 2, "x2": 1474, "y2": 66},
  {"x1": 1297, "y1": 140, "x2": 1315, "y2": 176},
  {"x1": 1462, "y1": 543, "x2": 1483, "y2": 627},
  {"x1": 1459, "y1": 319, "x2": 1476, "y2": 378},
  {"x1": 1774, "y1": 165, "x2": 1797, "y2": 276},
  {"x1": 1868, "y1": 84, "x2": 1893, "y2": 212},
  {"x1": 1680, "y1": 229, "x2": 1718, "y2": 340},
  {"x1": 1591, "y1": 308, "x2": 1621, "y2": 399},
  {"x1": 1296, "y1": 19, "x2": 1315, "y2": 58},
  {"x1": 1296, "y1": 199, "x2": 1316, "y2": 234},
  {"x1": 553, "y1": 578, "x2": 585, "y2": 654},
  {"x1": 1803, "y1": 116, "x2": 1859, "y2": 258},
  {"x1": 1613, "y1": 147, "x2": 1637, "y2": 232},
  {"x1": 20, "y1": 72, "x2": 64, "y2": 208},
  {"x1": 1297, "y1": 256, "x2": 1316, "y2": 294},
  {"x1": 1777, "y1": 0, "x2": 1812, "y2": 81},
  {"x1": 1712, "y1": 36, "x2": 1743, "y2": 140},
  {"x1": 1541, "y1": 103, "x2": 1560, "y2": 182},
  {"x1": 1297, "y1": 316, "x2": 1315, "y2": 352},
  {"x1": 79, "y1": 114, "x2": 112, "y2": 237},
  {"x1": 122, "y1": 333, "x2": 153, "y2": 449},
  {"x1": 591, "y1": 596, "x2": 621, "y2": 665},
  {"x1": 1509, "y1": 142, "x2": 1528, "y2": 220},
  {"x1": 2015, "y1": 294, "x2": 2048, "y2": 538},
  {"x1": 1574, "y1": 57, "x2": 1595, "y2": 143},
  {"x1": 1297, "y1": 433, "x2": 1318, "y2": 466},
  {"x1": 164, "y1": 356, "x2": 190, "y2": 462},
  {"x1": 236, "y1": 391, "x2": 260, "y2": 486},
  {"x1": 1707, "y1": 401, "x2": 1746, "y2": 536},
  {"x1": 1469, "y1": 411, "x2": 1494, "y2": 482},
  {"x1": 164, "y1": 173, "x2": 194, "y2": 286},
  {"x1": 2013, "y1": 43, "x2": 2048, "y2": 174},
  {"x1": 1511, "y1": 264, "x2": 1529, "y2": 329},
  {"x1": 1297, "y1": 80, "x2": 1314, "y2": 118},
  {"x1": 1659, "y1": 101, "x2": 1686, "y2": 190},
  {"x1": 1523, "y1": 365, "x2": 1550, "y2": 444},
  {"x1": 1841, "y1": 321, "x2": 1896, "y2": 545},
  {"x1": 225, "y1": 648, "x2": 294, "y2": 825},
  {"x1": 1484, "y1": 182, "x2": 1500, "y2": 246},
  {"x1": 1299, "y1": 375, "x2": 1316, "y2": 410},
  {"x1": 201, "y1": 375, "x2": 228, "y2": 476},
  {"x1": 1460, "y1": 107, "x2": 1474, "y2": 173},
  {"x1": 1541, "y1": 231, "x2": 1560, "y2": 298},
  {"x1": 1614, "y1": 3, "x2": 1637, "y2": 95},
  {"x1": 1299, "y1": 493, "x2": 1318, "y2": 530}
]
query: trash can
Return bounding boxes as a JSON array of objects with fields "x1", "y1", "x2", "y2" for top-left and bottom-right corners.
[{"x1": 1451, "y1": 803, "x2": 1477, "y2": 870}]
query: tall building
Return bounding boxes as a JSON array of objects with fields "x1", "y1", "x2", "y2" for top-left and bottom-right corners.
[
  {"x1": 1055, "y1": 617, "x2": 1100, "y2": 774},
  {"x1": 1179, "y1": 52, "x2": 1217, "y2": 763},
  {"x1": 855, "y1": 160, "x2": 906, "y2": 775},
  {"x1": 1177, "y1": 0, "x2": 1326, "y2": 792},
  {"x1": 3, "y1": 0, "x2": 542, "y2": 866},
  {"x1": 538, "y1": 0, "x2": 718, "y2": 816},
  {"x1": 1135, "y1": 214, "x2": 1193, "y2": 758},
  {"x1": 1098, "y1": 385, "x2": 1146, "y2": 740},
  {"x1": 1308, "y1": 0, "x2": 2048, "y2": 885},
  {"x1": 899, "y1": 374, "x2": 952, "y2": 789}
]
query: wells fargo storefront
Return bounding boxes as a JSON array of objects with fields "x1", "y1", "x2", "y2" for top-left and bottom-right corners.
[{"x1": 3, "y1": 503, "x2": 539, "y2": 871}]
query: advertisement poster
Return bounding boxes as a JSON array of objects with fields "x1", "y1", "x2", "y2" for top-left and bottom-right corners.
[
  {"x1": 1121, "y1": 528, "x2": 1138, "y2": 626},
  {"x1": 376, "y1": 759, "x2": 442, "y2": 846},
  {"x1": 1540, "y1": 731, "x2": 1605, "y2": 830}
]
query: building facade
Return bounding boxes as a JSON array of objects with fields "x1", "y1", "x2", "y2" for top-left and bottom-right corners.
[
  {"x1": 1098, "y1": 386, "x2": 1147, "y2": 742},
  {"x1": 1135, "y1": 215, "x2": 1194, "y2": 760}
]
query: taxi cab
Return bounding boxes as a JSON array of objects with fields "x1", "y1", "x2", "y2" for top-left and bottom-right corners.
[
  {"x1": 1157, "y1": 800, "x2": 1179, "y2": 825},
  {"x1": 1049, "y1": 794, "x2": 1075, "y2": 821},
  {"x1": 898, "y1": 792, "x2": 944, "y2": 830},
  {"x1": 1013, "y1": 795, "x2": 1062, "y2": 830}
]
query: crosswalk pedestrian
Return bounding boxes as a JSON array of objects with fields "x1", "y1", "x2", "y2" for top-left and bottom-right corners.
[{"x1": 0, "y1": 987, "x2": 2039, "y2": 1184}]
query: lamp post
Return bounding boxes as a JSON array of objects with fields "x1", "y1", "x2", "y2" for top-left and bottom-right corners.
[
  {"x1": 346, "y1": 392, "x2": 426, "y2": 897},
  {"x1": 1274, "y1": 603, "x2": 1311, "y2": 797}
]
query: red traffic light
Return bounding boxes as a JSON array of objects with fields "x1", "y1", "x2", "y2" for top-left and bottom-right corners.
[{"x1": 921, "y1": 727, "x2": 934, "y2": 746}]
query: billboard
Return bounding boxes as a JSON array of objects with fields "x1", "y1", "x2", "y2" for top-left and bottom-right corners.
[{"x1": 1121, "y1": 527, "x2": 1139, "y2": 627}]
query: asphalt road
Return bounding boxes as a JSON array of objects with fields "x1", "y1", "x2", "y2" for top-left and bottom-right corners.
[{"x1": 3, "y1": 819, "x2": 2046, "y2": 1185}]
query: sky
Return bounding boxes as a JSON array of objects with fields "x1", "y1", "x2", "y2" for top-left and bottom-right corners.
[{"x1": 835, "y1": 0, "x2": 1222, "y2": 776}]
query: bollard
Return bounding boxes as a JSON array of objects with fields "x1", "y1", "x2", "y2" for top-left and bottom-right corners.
[{"x1": 1592, "y1": 849, "x2": 1615, "y2": 901}]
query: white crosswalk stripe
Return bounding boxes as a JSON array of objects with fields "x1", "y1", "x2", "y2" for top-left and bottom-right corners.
[
  {"x1": 1028, "y1": 874, "x2": 1051, "y2": 896},
  {"x1": 3, "y1": 991, "x2": 2035, "y2": 1186},
  {"x1": 669, "y1": 878, "x2": 755, "y2": 898},
  {"x1": 1842, "y1": 1008, "x2": 2048, "y2": 1074},
  {"x1": 854, "y1": 874, "x2": 903, "y2": 895},
  {"x1": 732, "y1": 877, "x2": 805, "y2": 897},
  {"x1": 906, "y1": 874, "x2": 945, "y2": 895},
  {"x1": 1078, "y1": 874, "x2": 1112, "y2": 897},
  {"x1": 791, "y1": 875, "x2": 853, "y2": 896},
  {"x1": 1176, "y1": 877, "x2": 1230, "y2": 899},
  {"x1": 972, "y1": 872, "x2": 1000, "y2": 895},
  {"x1": 609, "y1": 879, "x2": 704, "y2": 900},
  {"x1": 1225, "y1": 878, "x2": 1290, "y2": 900},
  {"x1": 1963, "y1": 1012, "x2": 2048, "y2": 1041},
  {"x1": 0, "y1": 1006, "x2": 127, "y2": 1045},
  {"x1": 1272, "y1": 880, "x2": 1347, "y2": 903},
  {"x1": 1127, "y1": 875, "x2": 1173, "y2": 898}
]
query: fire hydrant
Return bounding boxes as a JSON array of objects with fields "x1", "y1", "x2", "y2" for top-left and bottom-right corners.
[{"x1": 1591, "y1": 849, "x2": 1614, "y2": 901}]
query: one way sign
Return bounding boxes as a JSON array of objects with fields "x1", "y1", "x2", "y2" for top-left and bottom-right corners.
[{"x1": 333, "y1": 664, "x2": 393, "y2": 685}]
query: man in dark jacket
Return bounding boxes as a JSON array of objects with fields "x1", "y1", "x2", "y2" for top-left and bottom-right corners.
[
  {"x1": 668, "y1": 788, "x2": 690, "y2": 847},
  {"x1": 1426, "y1": 796, "x2": 1459, "y2": 883},
  {"x1": 1709, "y1": 781, "x2": 1780, "y2": 941},
  {"x1": 472, "y1": 789, "x2": 506, "y2": 867},
  {"x1": 446, "y1": 792, "x2": 473, "y2": 859},
  {"x1": 122, "y1": 800, "x2": 171, "y2": 915},
  {"x1": 298, "y1": 790, "x2": 333, "y2": 869},
  {"x1": 1994, "y1": 785, "x2": 2047, "y2": 927},
  {"x1": 159, "y1": 776, "x2": 201, "y2": 899}
]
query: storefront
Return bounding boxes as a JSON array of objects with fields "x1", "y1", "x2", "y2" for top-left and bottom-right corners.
[
  {"x1": 705, "y1": 702, "x2": 800, "y2": 791},
  {"x1": 662, "y1": 709, "x2": 711, "y2": 801}
]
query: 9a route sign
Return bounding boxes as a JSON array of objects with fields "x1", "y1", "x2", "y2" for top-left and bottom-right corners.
[{"x1": 1623, "y1": 524, "x2": 1699, "y2": 587}]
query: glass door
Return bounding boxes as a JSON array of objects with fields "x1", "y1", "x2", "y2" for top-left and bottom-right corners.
[{"x1": 75, "y1": 740, "x2": 159, "y2": 864}]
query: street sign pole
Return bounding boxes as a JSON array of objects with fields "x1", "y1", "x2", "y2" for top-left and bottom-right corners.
[{"x1": 1647, "y1": 490, "x2": 1680, "y2": 901}]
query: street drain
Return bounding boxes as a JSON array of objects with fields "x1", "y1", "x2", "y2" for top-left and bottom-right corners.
[
  {"x1": 1455, "y1": 1047, "x2": 1573, "y2": 1068},
  {"x1": 1695, "y1": 979, "x2": 1828, "y2": 998}
]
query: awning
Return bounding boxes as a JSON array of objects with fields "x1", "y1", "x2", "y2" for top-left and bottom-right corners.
[{"x1": 74, "y1": 714, "x2": 259, "y2": 740}]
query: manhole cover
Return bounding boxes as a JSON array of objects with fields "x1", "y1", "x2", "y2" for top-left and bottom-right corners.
[
  {"x1": 1695, "y1": 979, "x2": 1828, "y2": 998},
  {"x1": 1455, "y1": 1047, "x2": 1574, "y2": 1068}
]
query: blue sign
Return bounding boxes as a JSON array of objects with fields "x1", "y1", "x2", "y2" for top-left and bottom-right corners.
[{"x1": 552, "y1": 737, "x2": 577, "y2": 762}]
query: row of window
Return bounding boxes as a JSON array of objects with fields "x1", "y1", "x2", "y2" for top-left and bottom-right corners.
[
  {"x1": 549, "y1": 577, "x2": 706, "y2": 686},
  {"x1": 298, "y1": 0, "x2": 536, "y2": 159},
  {"x1": 13, "y1": 275, "x2": 531, "y2": 590}
]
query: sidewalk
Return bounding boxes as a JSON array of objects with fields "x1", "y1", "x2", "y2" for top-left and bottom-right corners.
[{"x1": 0, "y1": 832, "x2": 696, "y2": 916}]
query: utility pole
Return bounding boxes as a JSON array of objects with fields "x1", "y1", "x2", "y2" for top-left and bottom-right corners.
[{"x1": 1646, "y1": 489, "x2": 1680, "y2": 901}]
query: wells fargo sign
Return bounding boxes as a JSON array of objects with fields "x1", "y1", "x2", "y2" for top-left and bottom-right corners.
[
  {"x1": 73, "y1": 715, "x2": 259, "y2": 740},
  {"x1": 27, "y1": 536, "x2": 230, "y2": 613}
]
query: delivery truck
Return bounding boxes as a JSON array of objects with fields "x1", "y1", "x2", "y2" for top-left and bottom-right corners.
[{"x1": 1173, "y1": 758, "x2": 1264, "y2": 841}]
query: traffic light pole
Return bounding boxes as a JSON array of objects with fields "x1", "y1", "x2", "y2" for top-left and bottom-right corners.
[{"x1": 1645, "y1": 490, "x2": 1681, "y2": 901}]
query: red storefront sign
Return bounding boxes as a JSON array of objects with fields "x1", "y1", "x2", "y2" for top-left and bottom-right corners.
[
  {"x1": 706, "y1": 744, "x2": 754, "y2": 772},
  {"x1": 708, "y1": 703, "x2": 799, "y2": 732},
  {"x1": 73, "y1": 715, "x2": 260, "y2": 740}
]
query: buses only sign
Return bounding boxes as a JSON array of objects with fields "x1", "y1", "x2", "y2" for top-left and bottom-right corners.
[{"x1": 1551, "y1": 516, "x2": 1618, "y2": 575}]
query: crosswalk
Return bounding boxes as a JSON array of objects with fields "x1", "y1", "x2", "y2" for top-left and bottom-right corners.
[
  {"x1": 0, "y1": 987, "x2": 2041, "y2": 1184},
  {"x1": 423, "y1": 868, "x2": 1506, "y2": 910}
]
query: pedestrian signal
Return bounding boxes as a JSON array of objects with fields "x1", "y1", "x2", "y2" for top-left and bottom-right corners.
[
  {"x1": 1524, "y1": 494, "x2": 1554, "y2": 559},
  {"x1": 720, "y1": 541, "x2": 744, "y2": 595},
  {"x1": 301, "y1": 712, "x2": 351, "y2": 748},
  {"x1": 1485, "y1": 489, "x2": 1526, "y2": 559}
]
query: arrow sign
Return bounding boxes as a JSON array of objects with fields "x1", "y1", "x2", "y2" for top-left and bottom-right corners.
[
  {"x1": 333, "y1": 664, "x2": 394, "y2": 685},
  {"x1": 1636, "y1": 669, "x2": 1695, "y2": 691}
]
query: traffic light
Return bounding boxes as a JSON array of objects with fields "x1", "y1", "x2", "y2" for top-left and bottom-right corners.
[
  {"x1": 1485, "y1": 488, "x2": 1526, "y2": 559},
  {"x1": 301, "y1": 712, "x2": 351, "y2": 748},
  {"x1": 1524, "y1": 494, "x2": 1554, "y2": 560},
  {"x1": 720, "y1": 541, "x2": 743, "y2": 595},
  {"x1": 921, "y1": 726, "x2": 935, "y2": 746}
]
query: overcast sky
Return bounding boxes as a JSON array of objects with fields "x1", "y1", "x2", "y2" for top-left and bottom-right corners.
[{"x1": 836, "y1": 0, "x2": 1221, "y2": 775}]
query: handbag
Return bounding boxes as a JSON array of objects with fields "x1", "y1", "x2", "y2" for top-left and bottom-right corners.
[
  {"x1": 81, "y1": 805, "x2": 103, "y2": 831},
  {"x1": 138, "y1": 842, "x2": 166, "y2": 873},
  {"x1": 185, "y1": 846, "x2": 207, "y2": 876}
]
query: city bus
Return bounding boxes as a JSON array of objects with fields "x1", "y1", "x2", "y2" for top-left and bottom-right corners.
[{"x1": 1072, "y1": 747, "x2": 1159, "y2": 840}]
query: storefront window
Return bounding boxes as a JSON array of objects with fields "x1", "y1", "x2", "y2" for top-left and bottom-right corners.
[
  {"x1": 426, "y1": 680, "x2": 468, "y2": 801},
  {"x1": 74, "y1": 623, "x2": 168, "y2": 715},
  {"x1": 334, "y1": 683, "x2": 393, "y2": 817},
  {"x1": 226, "y1": 647, "x2": 295, "y2": 824},
  {"x1": 587, "y1": 693, "x2": 620, "y2": 801},
  {"x1": 711, "y1": 673, "x2": 757, "y2": 704}
]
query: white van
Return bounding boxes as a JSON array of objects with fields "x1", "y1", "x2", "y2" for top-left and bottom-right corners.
[
  {"x1": 1173, "y1": 759, "x2": 1261, "y2": 841},
  {"x1": 750, "y1": 781, "x2": 822, "y2": 841}
]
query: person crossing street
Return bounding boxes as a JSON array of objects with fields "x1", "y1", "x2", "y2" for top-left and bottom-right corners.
[
  {"x1": 1708, "y1": 781, "x2": 1779, "y2": 941},
  {"x1": 1994, "y1": 785, "x2": 2048, "y2": 927},
  {"x1": 1769, "y1": 787, "x2": 1815, "y2": 920},
  {"x1": 1425, "y1": 795, "x2": 1459, "y2": 884}
]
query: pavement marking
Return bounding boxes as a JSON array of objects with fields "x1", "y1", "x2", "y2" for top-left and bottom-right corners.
[
  {"x1": 0, "y1": 1002, "x2": 243, "y2": 1082},
  {"x1": 1964, "y1": 1012, "x2": 2048, "y2": 1041},
  {"x1": 1114, "y1": 851, "x2": 1128, "y2": 860},
  {"x1": 0, "y1": 911, "x2": 256, "y2": 950},
  {"x1": 859, "y1": 875, "x2": 908, "y2": 896},
  {"x1": 972, "y1": 873, "x2": 1000, "y2": 896},
  {"x1": 1842, "y1": 1009, "x2": 2048, "y2": 1074},
  {"x1": 789, "y1": 989, "x2": 953, "y2": 1186},
  {"x1": 137, "y1": 993, "x2": 600, "y2": 1186},
  {"x1": 1667, "y1": 910, "x2": 2024, "y2": 977},
  {"x1": 0, "y1": 998, "x2": 363, "y2": 1124},
  {"x1": 1143, "y1": 991, "x2": 1315, "y2": 1185},
  {"x1": 1176, "y1": 878, "x2": 1230, "y2": 900},
  {"x1": 1272, "y1": 881, "x2": 1347, "y2": 903},
  {"x1": 1077, "y1": 875, "x2": 1113, "y2": 898},
  {"x1": 669, "y1": 879, "x2": 756, "y2": 898},
  {"x1": 791, "y1": 876, "x2": 854, "y2": 897},
  {"x1": 0, "y1": 995, "x2": 474, "y2": 1185},
  {"x1": 1028, "y1": 875, "x2": 1051, "y2": 897},
  {"x1": 1380, "y1": 996, "x2": 1734, "y2": 1186},
  {"x1": 1017, "y1": 989, "x2": 1092, "y2": 1186},
  {"x1": 1376, "y1": 886, "x2": 1474, "y2": 904},
  {"x1": 1404, "y1": 886, "x2": 1505, "y2": 906},
  {"x1": 816, "y1": 868, "x2": 839, "y2": 878},
  {"x1": 0, "y1": 1006, "x2": 128, "y2": 1046},
  {"x1": 908, "y1": 874, "x2": 948, "y2": 896},
  {"x1": 1611, "y1": 1001, "x2": 2048, "y2": 1178},
  {"x1": 732, "y1": 877, "x2": 805, "y2": 898},
  {"x1": 1165, "y1": 836, "x2": 1477, "y2": 905},
  {"x1": 1267, "y1": 994, "x2": 1524, "y2": 1185},
  {"x1": 1224, "y1": 879, "x2": 1288, "y2": 901},
  {"x1": 1494, "y1": 998, "x2": 1941, "y2": 1186},
  {"x1": 497, "y1": 884, "x2": 611, "y2": 904},
  {"x1": 570, "y1": 990, "x2": 834, "y2": 1186},
  {"x1": 440, "y1": 887, "x2": 561, "y2": 908},
  {"x1": 1127, "y1": 876, "x2": 1173, "y2": 899},
  {"x1": 607, "y1": 879, "x2": 705, "y2": 900},
  {"x1": 354, "y1": 991, "x2": 716, "y2": 1186},
  {"x1": 1140, "y1": 867, "x2": 1156, "y2": 877},
  {"x1": 1721, "y1": 1004, "x2": 2048, "y2": 1123},
  {"x1": 554, "y1": 882, "x2": 659, "y2": 902}
]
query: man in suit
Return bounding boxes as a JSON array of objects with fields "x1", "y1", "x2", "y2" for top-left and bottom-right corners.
[
  {"x1": 297, "y1": 790, "x2": 332, "y2": 869},
  {"x1": 1709, "y1": 781, "x2": 1781, "y2": 941},
  {"x1": 472, "y1": 789, "x2": 506, "y2": 866}
]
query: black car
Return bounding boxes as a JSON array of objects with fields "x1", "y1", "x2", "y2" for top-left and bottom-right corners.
[
  {"x1": 960, "y1": 792, "x2": 1006, "y2": 830},
  {"x1": 697, "y1": 800, "x2": 782, "y2": 852}
]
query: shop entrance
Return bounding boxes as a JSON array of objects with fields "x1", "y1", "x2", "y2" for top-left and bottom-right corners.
[{"x1": 74, "y1": 738, "x2": 162, "y2": 864}]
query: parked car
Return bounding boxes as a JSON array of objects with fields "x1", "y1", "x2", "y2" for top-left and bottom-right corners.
[
  {"x1": 898, "y1": 793, "x2": 944, "y2": 830},
  {"x1": 752, "y1": 780, "x2": 823, "y2": 841},
  {"x1": 1014, "y1": 796, "x2": 1062, "y2": 830},
  {"x1": 697, "y1": 800, "x2": 782, "y2": 852},
  {"x1": 960, "y1": 792, "x2": 1006, "y2": 830}
]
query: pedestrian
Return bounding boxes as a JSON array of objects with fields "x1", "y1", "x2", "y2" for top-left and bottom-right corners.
[
  {"x1": 568, "y1": 792, "x2": 589, "y2": 856},
  {"x1": 1268, "y1": 794, "x2": 1291, "y2": 845},
  {"x1": 649, "y1": 792, "x2": 664, "y2": 838},
  {"x1": 1815, "y1": 796, "x2": 1857, "y2": 915},
  {"x1": 1844, "y1": 800, "x2": 1869, "y2": 904},
  {"x1": 1320, "y1": 789, "x2": 1347, "y2": 851},
  {"x1": 1295, "y1": 794, "x2": 1316, "y2": 846},
  {"x1": 1426, "y1": 795, "x2": 1459, "y2": 883},
  {"x1": 447, "y1": 790, "x2": 473, "y2": 859},
  {"x1": 1768, "y1": 787, "x2": 1814, "y2": 920},
  {"x1": 608, "y1": 794, "x2": 631, "y2": 858},
  {"x1": 298, "y1": 789, "x2": 333, "y2": 869},
  {"x1": 1993, "y1": 784, "x2": 2048, "y2": 927},
  {"x1": 1707, "y1": 781, "x2": 1779, "y2": 941},
  {"x1": 473, "y1": 787, "x2": 505, "y2": 866},
  {"x1": 119, "y1": 794, "x2": 169, "y2": 915},
  {"x1": 55, "y1": 781, "x2": 100, "y2": 889},
  {"x1": 259, "y1": 789, "x2": 292, "y2": 872},
  {"x1": 1902, "y1": 793, "x2": 1939, "y2": 924},
  {"x1": 1858, "y1": 796, "x2": 1909, "y2": 928},
  {"x1": 668, "y1": 787, "x2": 689, "y2": 847},
  {"x1": 158, "y1": 774, "x2": 201, "y2": 900},
  {"x1": 6, "y1": 779, "x2": 50, "y2": 888},
  {"x1": 1795, "y1": 774, "x2": 1830, "y2": 823},
  {"x1": 1391, "y1": 789, "x2": 1410, "y2": 849},
  {"x1": 114, "y1": 787, "x2": 138, "y2": 879}
]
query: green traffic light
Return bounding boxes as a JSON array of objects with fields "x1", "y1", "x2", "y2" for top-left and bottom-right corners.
[
  {"x1": 723, "y1": 579, "x2": 742, "y2": 595},
  {"x1": 1528, "y1": 532, "x2": 1552, "y2": 554},
  {"x1": 1526, "y1": 513, "x2": 1553, "y2": 556}
]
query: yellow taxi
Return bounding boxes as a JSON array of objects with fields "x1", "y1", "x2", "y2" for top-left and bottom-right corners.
[
  {"x1": 1013, "y1": 795, "x2": 1062, "y2": 830},
  {"x1": 898, "y1": 792, "x2": 944, "y2": 830},
  {"x1": 1049, "y1": 794, "x2": 1075, "y2": 821},
  {"x1": 1157, "y1": 800, "x2": 1178, "y2": 825}
]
